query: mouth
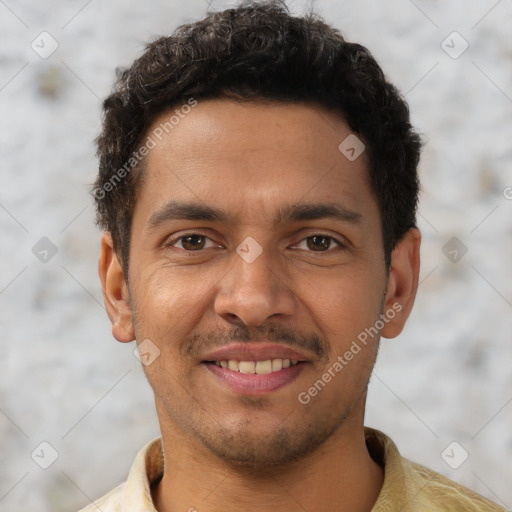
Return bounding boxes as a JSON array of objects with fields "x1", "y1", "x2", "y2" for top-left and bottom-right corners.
[{"x1": 201, "y1": 343, "x2": 310, "y2": 395}]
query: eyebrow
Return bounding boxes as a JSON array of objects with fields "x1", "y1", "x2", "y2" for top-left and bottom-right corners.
[
  {"x1": 275, "y1": 202, "x2": 363, "y2": 225},
  {"x1": 147, "y1": 201, "x2": 227, "y2": 230},
  {"x1": 146, "y1": 200, "x2": 363, "y2": 230}
]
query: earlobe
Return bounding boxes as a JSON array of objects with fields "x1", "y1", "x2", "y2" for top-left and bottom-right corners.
[
  {"x1": 98, "y1": 232, "x2": 135, "y2": 343},
  {"x1": 380, "y1": 228, "x2": 421, "y2": 339}
]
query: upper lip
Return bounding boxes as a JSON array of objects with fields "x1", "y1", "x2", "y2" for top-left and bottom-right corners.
[{"x1": 201, "y1": 342, "x2": 312, "y2": 362}]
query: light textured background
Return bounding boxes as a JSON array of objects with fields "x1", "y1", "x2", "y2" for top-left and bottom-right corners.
[{"x1": 1, "y1": 1, "x2": 511, "y2": 511}]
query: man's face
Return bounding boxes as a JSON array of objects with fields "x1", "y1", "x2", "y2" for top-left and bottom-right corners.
[{"x1": 106, "y1": 99, "x2": 416, "y2": 467}]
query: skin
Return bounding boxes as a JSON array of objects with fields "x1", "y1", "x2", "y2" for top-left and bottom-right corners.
[{"x1": 99, "y1": 99, "x2": 421, "y2": 512}]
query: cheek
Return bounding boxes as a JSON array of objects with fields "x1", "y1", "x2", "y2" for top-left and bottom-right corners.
[
  {"x1": 130, "y1": 270, "x2": 207, "y2": 385},
  {"x1": 131, "y1": 265, "x2": 215, "y2": 339},
  {"x1": 299, "y1": 267, "x2": 384, "y2": 337}
]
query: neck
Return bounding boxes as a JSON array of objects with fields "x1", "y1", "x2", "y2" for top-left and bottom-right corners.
[{"x1": 152, "y1": 415, "x2": 383, "y2": 512}]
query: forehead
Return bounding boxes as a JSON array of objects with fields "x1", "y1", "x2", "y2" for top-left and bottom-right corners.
[{"x1": 133, "y1": 99, "x2": 377, "y2": 227}]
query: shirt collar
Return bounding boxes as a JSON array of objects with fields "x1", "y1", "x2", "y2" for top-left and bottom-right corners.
[
  {"x1": 120, "y1": 437, "x2": 163, "y2": 511},
  {"x1": 119, "y1": 428, "x2": 404, "y2": 511}
]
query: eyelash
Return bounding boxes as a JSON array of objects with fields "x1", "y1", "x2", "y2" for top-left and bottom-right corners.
[
  {"x1": 166, "y1": 232, "x2": 220, "y2": 251},
  {"x1": 165, "y1": 232, "x2": 345, "y2": 252}
]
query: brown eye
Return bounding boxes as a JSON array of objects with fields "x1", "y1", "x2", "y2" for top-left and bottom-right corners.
[
  {"x1": 180, "y1": 235, "x2": 206, "y2": 250},
  {"x1": 166, "y1": 233, "x2": 221, "y2": 252},
  {"x1": 306, "y1": 235, "x2": 333, "y2": 251}
]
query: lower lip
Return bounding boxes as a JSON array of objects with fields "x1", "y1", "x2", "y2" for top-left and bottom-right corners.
[{"x1": 204, "y1": 362, "x2": 306, "y2": 395}]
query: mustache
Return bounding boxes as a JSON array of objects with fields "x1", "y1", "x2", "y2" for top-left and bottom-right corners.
[{"x1": 182, "y1": 324, "x2": 329, "y2": 361}]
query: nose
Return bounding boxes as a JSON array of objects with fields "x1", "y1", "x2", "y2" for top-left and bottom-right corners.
[{"x1": 213, "y1": 247, "x2": 296, "y2": 327}]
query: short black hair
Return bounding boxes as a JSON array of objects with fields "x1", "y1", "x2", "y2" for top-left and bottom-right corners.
[{"x1": 93, "y1": 0, "x2": 421, "y2": 275}]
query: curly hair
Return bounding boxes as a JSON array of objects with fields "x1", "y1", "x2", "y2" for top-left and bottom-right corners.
[{"x1": 94, "y1": 0, "x2": 421, "y2": 276}]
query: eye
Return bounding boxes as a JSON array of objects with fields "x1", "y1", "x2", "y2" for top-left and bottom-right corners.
[
  {"x1": 295, "y1": 235, "x2": 342, "y2": 252},
  {"x1": 168, "y1": 233, "x2": 219, "y2": 251}
]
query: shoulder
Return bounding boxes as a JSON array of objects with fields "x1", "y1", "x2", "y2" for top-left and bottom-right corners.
[
  {"x1": 75, "y1": 437, "x2": 163, "y2": 512},
  {"x1": 401, "y1": 457, "x2": 506, "y2": 512},
  {"x1": 364, "y1": 428, "x2": 506, "y2": 512},
  {"x1": 76, "y1": 481, "x2": 125, "y2": 512},
  {"x1": 401, "y1": 457, "x2": 507, "y2": 511}
]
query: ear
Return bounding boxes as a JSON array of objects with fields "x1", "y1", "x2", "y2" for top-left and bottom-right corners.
[
  {"x1": 380, "y1": 228, "x2": 421, "y2": 339},
  {"x1": 98, "y1": 232, "x2": 135, "y2": 343}
]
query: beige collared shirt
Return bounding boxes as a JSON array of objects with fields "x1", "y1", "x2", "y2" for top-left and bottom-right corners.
[{"x1": 78, "y1": 428, "x2": 506, "y2": 511}]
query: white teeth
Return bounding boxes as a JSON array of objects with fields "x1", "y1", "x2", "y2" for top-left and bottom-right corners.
[
  {"x1": 239, "y1": 361, "x2": 256, "y2": 374},
  {"x1": 271, "y1": 358, "x2": 283, "y2": 371},
  {"x1": 255, "y1": 360, "x2": 272, "y2": 374},
  {"x1": 215, "y1": 358, "x2": 300, "y2": 373}
]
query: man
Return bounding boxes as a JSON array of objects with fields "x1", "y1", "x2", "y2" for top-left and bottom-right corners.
[{"x1": 81, "y1": 1, "x2": 505, "y2": 510}]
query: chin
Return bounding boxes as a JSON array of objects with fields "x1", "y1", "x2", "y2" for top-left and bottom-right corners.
[{"x1": 194, "y1": 413, "x2": 345, "y2": 470}]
